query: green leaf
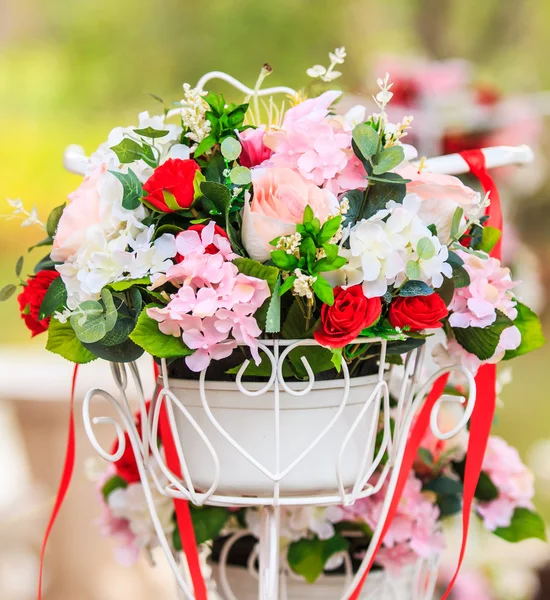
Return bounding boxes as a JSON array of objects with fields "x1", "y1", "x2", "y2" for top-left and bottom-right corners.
[
  {"x1": 189, "y1": 505, "x2": 230, "y2": 545},
  {"x1": 133, "y1": 127, "x2": 169, "y2": 138},
  {"x1": 452, "y1": 264, "x2": 471, "y2": 288},
  {"x1": 39, "y1": 276, "x2": 67, "y2": 320},
  {"x1": 101, "y1": 475, "x2": 128, "y2": 500},
  {"x1": 417, "y1": 448, "x2": 434, "y2": 467},
  {"x1": 109, "y1": 278, "x2": 151, "y2": 292},
  {"x1": 110, "y1": 138, "x2": 144, "y2": 164},
  {"x1": 475, "y1": 226, "x2": 502, "y2": 253},
  {"x1": 447, "y1": 251, "x2": 464, "y2": 267},
  {"x1": 282, "y1": 300, "x2": 315, "y2": 339},
  {"x1": 46, "y1": 318, "x2": 97, "y2": 363},
  {"x1": 200, "y1": 181, "x2": 231, "y2": 216},
  {"x1": 450, "y1": 207, "x2": 464, "y2": 240},
  {"x1": 352, "y1": 123, "x2": 379, "y2": 159},
  {"x1": 109, "y1": 169, "x2": 143, "y2": 210},
  {"x1": 70, "y1": 300, "x2": 108, "y2": 344},
  {"x1": 220, "y1": 137, "x2": 242, "y2": 161},
  {"x1": 33, "y1": 255, "x2": 59, "y2": 274},
  {"x1": 367, "y1": 172, "x2": 410, "y2": 184},
  {"x1": 438, "y1": 494, "x2": 462, "y2": 517},
  {"x1": 129, "y1": 304, "x2": 192, "y2": 358},
  {"x1": 83, "y1": 337, "x2": 145, "y2": 363},
  {"x1": 417, "y1": 237, "x2": 436, "y2": 260},
  {"x1": 492, "y1": 508, "x2": 547, "y2": 543},
  {"x1": 101, "y1": 288, "x2": 118, "y2": 333},
  {"x1": 331, "y1": 347, "x2": 343, "y2": 372},
  {"x1": 303, "y1": 205, "x2": 314, "y2": 224},
  {"x1": 312, "y1": 276, "x2": 334, "y2": 305},
  {"x1": 203, "y1": 153, "x2": 226, "y2": 184},
  {"x1": 453, "y1": 310, "x2": 514, "y2": 360},
  {"x1": 406, "y1": 260, "x2": 420, "y2": 279},
  {"x1": 15, "y1": 256, "x2": 24, "y2": 278},
  {"x1": 270, "y1": 250, "x2": 299, "y2": 271},
  {"x1": 288, "y1": 535, "x2": 349, "y2": 583},
  {"x1": 363, "y1": 179, "x2": 406, "y2": 220},
  {"x1": 313, "y1": 255, "x2": 347, "y2": 273},
  {"x1": 204, "y1": 91, "x2": 225, "y2": 114},
  {"x1": 318, "y1": 216, "x2": 342, "y2": 245},
  {"x1": 423, "y1": 476, "x2": 463, "y2": 496},
  {"x1": 229, "y1": 166, "x2": 251, "y2": 185},
  {"x1": 28, "y1": 236, "x2": 54, "y2": 251},
  {"x1": 341, "y1": 189, "x2": 365, "y2": 227},
  {"x1": 46, "y1": 203, "x2": 66, "y2": 238},
  {"x1": 265, "y1": 277, "x2": 281, "y2": 333},
  {"x1": 399, "y1": 280, "x2": 434, "y2": 297},
  {"x1": 233, "y1": 258, "x2": 279, "y2": 292},
  {"x1": 0, "y1": 284, "x2": 17, "y2": 302},
  {"x1": 504, "y1": 301, "x2": 545, "y2": 359},
  {"x1": 193, "y1": 134, "x2": 217, "y2": 158},
  {"x1": 373, "y1": 145, "x2": 405, "y2": 175},
  {"x1": 279, "y1": 275, "x2": 296, "y2": 296}
]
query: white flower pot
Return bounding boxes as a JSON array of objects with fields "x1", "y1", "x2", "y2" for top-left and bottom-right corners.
[
  {"x1": 211, "y1": 563, "x2": 427, "y2": 600},
  {"x1": 169, "y1": 373, "x2": 384, "y2": 497}
]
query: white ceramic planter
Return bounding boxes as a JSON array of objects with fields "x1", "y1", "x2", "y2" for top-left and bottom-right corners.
[
  {"x1": 170, "y1": 373, "x2": 384, "y2": 497},
  {"x1": 211, "y1": 562, "x2": 429, "y2": 600}
]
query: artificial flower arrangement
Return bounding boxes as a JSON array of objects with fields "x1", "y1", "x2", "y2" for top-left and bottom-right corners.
[
  {"x1": 92, "y1": 388, "x2": 544, "y2": 583},
  {"x1": 1, "y1": 48, "x2": 544, "y2": 383}
]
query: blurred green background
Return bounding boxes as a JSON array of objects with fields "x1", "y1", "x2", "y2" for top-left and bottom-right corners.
[{"x1": 1, "y1": 0, "x2": 550, "y2": 560}]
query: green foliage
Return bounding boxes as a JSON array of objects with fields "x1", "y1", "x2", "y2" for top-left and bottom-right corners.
[
  {"x1": 109, "y1": 169, "x2": 144, "y2": 210},
  {"x1": 101, "y1": 475, "x2": 128, "y2": 500},
  {"x1": 133, "y1": 127, "x2": 169, "y2": 138},
  {"x1": 372, "y1": 145, "x2": 405, "y2": 175},
  {"x1": 46, "y1": 203, "x2": 66, "y2": 238},
  {"x1": 15, "y1": 256, "x2": 24, "y2": 278},
  {"x1": 110, "y1": 138, "x2": 144, "y2": 163},
  {"x1": 405, "y1": 260, "x2": 421, "y2": 279},
  {"x1": 287, "y1": 535, "x2": 349, "y2": 583},
  {"x1": 362, "y1": 178, "x2": 406, "y2": 220},
  {"x1": 504, "y1": 302, "x2": 545, "y2": 359},
  {"x1": 351, "y1": 123, "x2": 379, "y2": 159},
  {"x1": 417, "y1": 237, "x2": 436, "y2": 260},
  {"x1": 46, "y1": 318, "x2": 97, "y2": 363},
  {"x1": 39, "y1": 276, "x2": 67, "y2": 320},
  {"x1": 229, "y1": 166, "x2": 251, "y2": 185},
  {"x1": 399, "y1": 280, "x2": 434, "y2": 297},
  {"x1": 220, "y1": 137, "x2": 242, "y2": 161},
  {"x1": 475, "y1": 226, "x2": 502, "y2": 253},
  {"x1": 450, "y1": 207, "x2": 464, "y2": 240},
  {"x1": 423, "y1": 475, "x2": 463, "y2": 496},
  {"x1": 265, "y1": 277, "x2": 281, "y2": 333},
  {"x1": 70, "y1": 289, "x2": 118, "y2": 344},
  {"x1": 453, "y1": 310, "x2": 514, "y2": 360},
  {"x1": 189, "y1": 505, "x2": 230, "y2": 546},
  {"x1": 493, "y1": 508, "x2": 547, "y2": 543},
  {"x1": 108, "y1": 278, "x2": 151, "y2": 291},
  {"x1": 130, "y1": 304, "x2": 192, "y2": 358},
  {"x1": 0, "y1": 284, "x2": 17, "y2": 302},
  {"x1": 340, "y1": 189, "x2": 364, "y2": 227}
]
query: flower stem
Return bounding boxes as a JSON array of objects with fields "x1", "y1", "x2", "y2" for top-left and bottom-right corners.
[{"x1": 252, "y1": 64, "x2": 273, "y2": 125}]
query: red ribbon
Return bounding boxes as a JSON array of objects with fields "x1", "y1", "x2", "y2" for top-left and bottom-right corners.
[
  {"x1": 38, "y1": 364, "x2": 79, "y2": 600},
  {"x1": 154, "y1": 361, "x2": 208, "y2": 600},
  {"x1": 349, "y1": 149, "x2": 501, "y2": 599}
]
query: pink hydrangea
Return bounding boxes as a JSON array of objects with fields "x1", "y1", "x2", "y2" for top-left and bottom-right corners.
[
  {"x1": 477, "y1": 436, "x2": 535, "y2": 531},
  {"x1": 262, "y1": 90, "x2": 367, "y2": 195},
  {"x1": 445, "y1": 249, "x2": 521, "y2": 371},
  {"x1": 330, "y1": 473, "x2": 444, "y2": 572},
  {"x1": 147, "y1": 221, "x2": 270, "y2": 372}
]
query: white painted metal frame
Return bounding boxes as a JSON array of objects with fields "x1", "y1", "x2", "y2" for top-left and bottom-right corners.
[{"x1": 75, "y1": 71, "x2": 535, "y2": 600}]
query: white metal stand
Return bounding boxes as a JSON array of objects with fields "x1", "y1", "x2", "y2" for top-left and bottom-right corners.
[{"x1": 73, "y1": 71, "x2": 535, "y2": 600}]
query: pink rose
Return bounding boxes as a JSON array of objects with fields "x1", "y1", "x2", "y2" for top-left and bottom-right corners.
[
  {"x1": 397, "y1": 166, "x2": 482, "y2": 243},
  {"x1": 51, "y1": 164, "x2": 105, "y2": 262},
  {"x1": 238, "y1": 126, "x2": 272, "y2": 168},
  {"x1": 242, "y1": 167, "x2": 338, "y2": 261}
]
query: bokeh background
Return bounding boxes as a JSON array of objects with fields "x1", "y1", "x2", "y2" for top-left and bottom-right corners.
[{"x1": 1, "y1": 0, "x2": 550, "y2": 598}]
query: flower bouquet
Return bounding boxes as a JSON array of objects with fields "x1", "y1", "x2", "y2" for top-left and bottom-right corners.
[{"x1": 2, "y1": 47, "x2": 546, "y2": 599}]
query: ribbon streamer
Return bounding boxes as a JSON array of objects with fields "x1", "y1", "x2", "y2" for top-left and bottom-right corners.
[
  {"x1": 349, "y1": 149, "x2": 501, "y2": 599},
  {"x1": 154, "y1": 361, "x2": 208, "y2": 600},
  {"x1": 37, "y1": 365, "x2": 79, "y2": 600}
]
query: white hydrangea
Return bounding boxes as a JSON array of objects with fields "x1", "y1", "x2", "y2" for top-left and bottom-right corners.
[
  {"x1": 349, "y1": 194, "x2": 452, "y2": 297},
  {"x1": 55, "y1": 169, "x2": 176, "y2": 308}
]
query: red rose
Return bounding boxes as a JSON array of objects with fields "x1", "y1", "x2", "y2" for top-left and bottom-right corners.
[
  {"x1": 389, "y1": 294, "x2": 448, "y2": 331},
  {"x1": 18, "y1": 270, "x2": 61, "y2": 336},
  {"x1": 111, "y1": 402, "x2": 151, "y2": 484},
  {"x1": 175, "y1": 222, "x2": 230, "y2": 262},
  {"x1": 143, "y1": 158, "x2": 200, "y2": 212},
  {"x1": 314, "y1": 285, "x2": 382, "y2": 348}
]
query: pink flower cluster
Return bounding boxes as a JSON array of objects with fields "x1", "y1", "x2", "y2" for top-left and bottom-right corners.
[
  {"x1": 331, "y1": 473, "x2": 444, "y2": 572},
  {"x1": 477, "y1": 436, "x2": 535, "y2": 531},
  {"x1": 147, "y1": 221, "x2": 270, "y2": 372},
  {"x1": 262, "y1": 90, "x2": 367, "y2": 195},
  {"x1": 447, "y1": 249, "x2": 521, "y2": 370}
]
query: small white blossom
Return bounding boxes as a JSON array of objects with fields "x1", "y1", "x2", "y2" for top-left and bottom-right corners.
[
  {"x1": 306, "y1": 47, "x2": 346, "y2": 82},
  {"x1": 276, "y1": 232, "x2": 302, "y2": 256},
  {"x1": 374, "y1": 72, "x2": 394, "y2": 111},
  {"x1": 292, "y1": 269, "x2": 316, "y2": 299},
  {"x1": 1, "y1": 198, "x2": 46, "y2": 231}
]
